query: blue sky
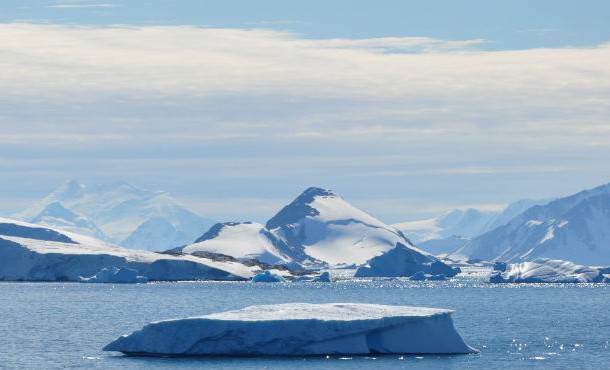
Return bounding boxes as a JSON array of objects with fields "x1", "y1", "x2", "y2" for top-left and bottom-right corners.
[{"x1": 1, "y1": 1, "x2": 610, "y2": 223}]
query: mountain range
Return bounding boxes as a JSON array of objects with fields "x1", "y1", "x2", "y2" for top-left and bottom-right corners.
[
  {"x1": 15, "y1": 180, "x2": 215, "y2": 251},
  {"x1": 451, "y1": 183, "x2": 610, "y2": 265}
]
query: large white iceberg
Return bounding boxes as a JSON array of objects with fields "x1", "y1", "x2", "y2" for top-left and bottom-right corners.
[
  {"x1": 104, "y1": 303, "x2": 476, "y2": 356},
  {"x1": 354, "y1": 243, "x2": 461, "y2": 278},
  {"x1": 489, "y1": 258, "x2": 610, "y2": 283}
]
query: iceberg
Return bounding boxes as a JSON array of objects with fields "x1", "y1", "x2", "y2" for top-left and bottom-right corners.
[
  {"x1": 251, "y1": 270, "x2": 286, "y2": 283},
  {"x1": 408, "y1": 271, "x2": 447, "y2": 281},
  {"x1": 354, "y1": 243, "x2": 460, "y2": 278},
  {"x1": 79, "y1": 267, "x2": 148, "y2": 284},
  {"x1": 104, "y1": 303, "x2": 477, "y2": 356},
  {"x1": 311, "y1": 271, "x2": 331, "y2": 282},
  {"x1": 489, "y1": 258, "x2": 610, "y2": 283}
]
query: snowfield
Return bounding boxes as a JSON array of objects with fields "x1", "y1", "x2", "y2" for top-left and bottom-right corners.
[
  {"x1": 489, "y1": 258, "x2": 610, "y2": 283},
  {"x1": 0, "y1": 218, "x2": 256, "y2": 282},
  {"x1": 181, "y1": 222, "x2": 292, "y2": 265},
  {"x1": 103, "y1": 303, "x2": 477, "y2": 356}
]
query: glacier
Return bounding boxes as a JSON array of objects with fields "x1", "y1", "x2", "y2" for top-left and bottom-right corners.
[
  {"x1": 354, "y1": 243, "x2": 460, "y2": 278},
  {"x1": 489, "y1": 258, "x2": 610, "y2": 283},
  {"x1": 0, "y1": 217, "x2": 257, "y2": 282},
  {"x1": 103, "y1": 303, "x2": 477, "y2": 356}
]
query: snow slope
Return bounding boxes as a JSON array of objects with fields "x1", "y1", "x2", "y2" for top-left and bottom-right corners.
[
  {"x1": 452, "y1": 183, "x2": 610, "y2": 265},
  {"x1": 181, "y1": 222, "x2": 292, "y2": 265},
  {"x1": 489, "y1": 258, "x2": 610, "y2": 283},
  {"x1": 266, "y1": 187, "x2": 418, "y2": 266},
  {"x1": 16, "y1": 180, "x2": 215, "y2": 251},
  {"x1": 103, "y1": 303, "x2": 476, "y2": 356},
  {"x1": 0, "y1": 217, "x2": 255, "y2": 281}
]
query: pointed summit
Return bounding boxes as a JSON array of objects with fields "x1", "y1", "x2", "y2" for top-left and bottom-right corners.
[
  {"x1": 51, "y1": 179, "x2": 86, "y2": 201},
  {"x1": 266, "y1": 187, "x2": 337, "y2": 230}
]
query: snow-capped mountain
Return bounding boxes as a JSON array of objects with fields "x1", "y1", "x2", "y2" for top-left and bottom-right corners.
[
  {"x1": 178, "y1": 187, "x2": 439, "y2": 269},
  {"x1": 393, "y1": 208, "x2": 498, "y2": 244},
  {"x1": 394, "y1": 199, "x2": 549, "y2": 247},
  {"x1": 451, "y1": 183, "x2": 610, "y2": 265},
  {"x1": 417, "y1": 235, "x2": 471, "y2": 256},
  {"x1": 29, "y1": 201, "x2": 107, "y2": 240},
  {"x1": 265, "y1": 187, "x2": 420, "y2": 266},
  {"x1": 15, "y1": 180, "x2": 215, "y2": 251},
  {"x1": 0, "y1": 217, "x2": 256, "y2": 281},
  {"x1": 180, "y1": 222, "x2": 292, "y2": 265}
]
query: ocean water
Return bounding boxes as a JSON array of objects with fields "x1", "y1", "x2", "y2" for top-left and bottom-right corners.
[{"x1": 1, "y1": 274, "x2": 609, "y2": 369}]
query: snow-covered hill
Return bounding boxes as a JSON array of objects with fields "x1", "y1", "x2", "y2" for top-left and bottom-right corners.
[
  {"x1": 452, "y1": 183, "x2": 610, "y2": 265},
  {"x1": 265, "y1": 187, "x2": 420, "y2": 266},
  {"x1": 15, "y1": 180, "x2": 215, "y2": 251},
  {"x1": 180, "y1": 222, "x2": 292, "y2": 265},
  {"x1": 0, "y1": 217, "x2": 255, "y2": 281},
  {"x1": 177, "y1": 187, "x2": 445, "y2": 271}
]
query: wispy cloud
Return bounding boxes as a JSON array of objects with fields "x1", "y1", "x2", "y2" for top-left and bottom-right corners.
[{"x1": 48, "y1": 3, "x2": 118, "y2": 9}]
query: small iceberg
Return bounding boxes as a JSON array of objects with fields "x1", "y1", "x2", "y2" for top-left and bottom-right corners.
[
  {"x1": 79, "y1": 267, "x2": 148, "y2": 284},
  {"x1": 489, "y1": 258, "x2": 610, "y2": 283},
  {"x1": 251, "y1": 270, "x2": 286, "y2": 283},
  {"x1": 409, "y1": 272, "x2": 447, "y2": 281},
  {"x1": 103, "y1": 303, "x2": 477, "y2": 356},
  {"x1": 311, "y1": 271, "x2": 331, "y2": 282}
]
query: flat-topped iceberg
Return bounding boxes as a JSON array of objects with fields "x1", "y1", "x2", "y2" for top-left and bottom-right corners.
[
  {"x1": 104, "y1": 303, "x2": 476, "y2": 356},
  {"x1": 489, "y1": 258, "x2": 610, "y2": 283}
]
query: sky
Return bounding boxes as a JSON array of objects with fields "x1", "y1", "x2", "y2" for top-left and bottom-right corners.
[{"x1": 1, "y1": 0, "x2": 610, "y2": 223}]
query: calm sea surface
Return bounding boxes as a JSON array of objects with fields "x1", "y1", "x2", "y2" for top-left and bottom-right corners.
[{"x1": 1, "y1": 272, "x2": 609, "y2": 369}]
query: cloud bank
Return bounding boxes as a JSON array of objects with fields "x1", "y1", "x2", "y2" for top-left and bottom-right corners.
[{"x1": 1, "y1": 23, "x2": 609, "y2": 221}]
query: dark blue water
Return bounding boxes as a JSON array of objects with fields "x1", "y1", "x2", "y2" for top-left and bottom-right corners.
[{"x1": 1, "y1": 278, "x2": 609, "y2": 369}]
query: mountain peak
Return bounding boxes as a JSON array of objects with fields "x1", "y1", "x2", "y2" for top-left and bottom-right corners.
[
  {"x1": 300, "y1": 187, "x2": 338, "y2": 200},
  {"x1": 52, "y1": 179, "x2": 86, "y2": 200},
  {"x1": 266, "y1": 187, "x2": 338, "y2": 230}
]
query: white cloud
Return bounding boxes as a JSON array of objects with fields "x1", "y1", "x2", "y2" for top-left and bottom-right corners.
[{"x1": 1, "y1": 23, "x2": 610, "y2": 221}]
